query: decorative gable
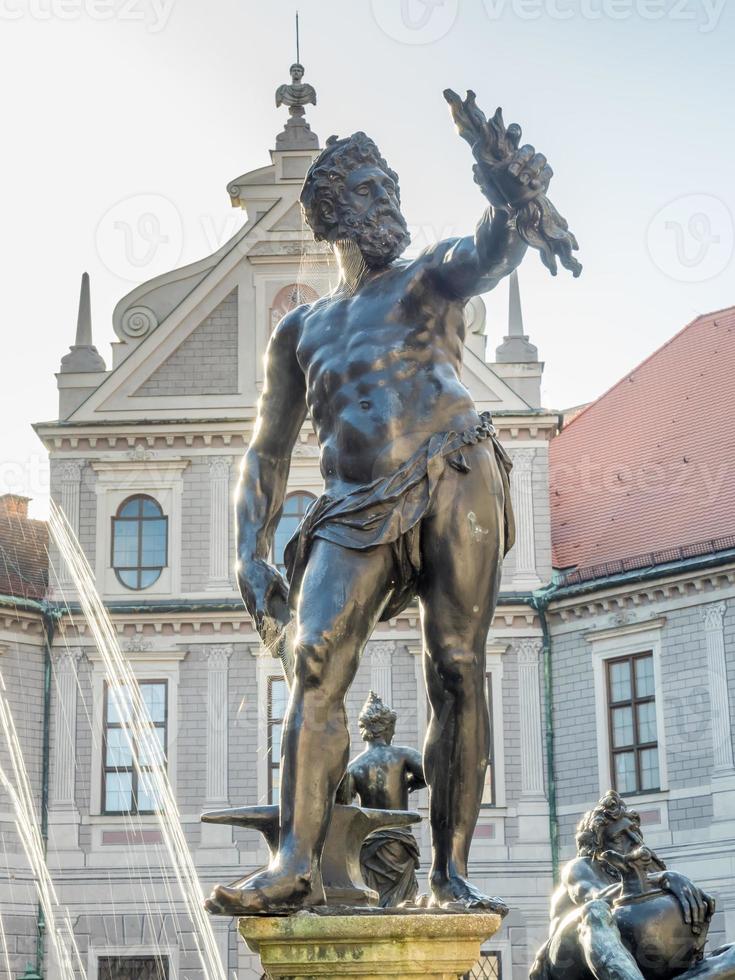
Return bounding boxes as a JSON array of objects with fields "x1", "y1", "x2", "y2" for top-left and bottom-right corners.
[{"x1": 134, "y1": 290, "x2": 238, "y2": 398}]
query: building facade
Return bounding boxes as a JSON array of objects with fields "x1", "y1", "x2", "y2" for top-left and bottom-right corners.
[{"x1": 0, "y1": 81, "x2": 732, "y2": 980}]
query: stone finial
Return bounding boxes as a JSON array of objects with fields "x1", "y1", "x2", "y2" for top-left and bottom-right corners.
[
  {"x1": 494, "y1": 271, "x2": 538, "y2": 364},
  {"x1": 59, "y1": 273, "x2": 106, "y2": 374}
]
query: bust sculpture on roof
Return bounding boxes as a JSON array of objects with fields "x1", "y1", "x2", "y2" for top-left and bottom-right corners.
[
  {"x1": 274, "y1": 62, "x2": 319, "y2": 151},
  {"x1": 275, "y1": 63, "x2": 317, "y2": 116}
]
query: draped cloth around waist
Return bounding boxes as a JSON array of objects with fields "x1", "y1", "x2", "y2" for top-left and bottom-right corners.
[
  {"x1": 360, "y1": 826, "x2": 421, "y2": 909},
  {"x1": 284, "y1": 411, "x2": 515, "y2": 621}
]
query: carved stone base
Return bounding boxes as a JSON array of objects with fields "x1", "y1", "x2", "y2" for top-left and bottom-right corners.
[{"x1": 238, "y1": 909, "x2": 502, "y2": 979}]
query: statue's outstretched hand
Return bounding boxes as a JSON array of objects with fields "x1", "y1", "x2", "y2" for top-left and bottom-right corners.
[
  {"x1": 481, "y1": 142, "x2": 554, "y2": 211},
  {"x1": 237, "y1": 555, "x2": 291, "y2": 650},
  {"x1": 444, "y1": 87, "x2": 582, "y2": 278}
]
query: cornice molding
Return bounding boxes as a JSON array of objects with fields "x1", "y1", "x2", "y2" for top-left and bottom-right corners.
[{"x1": 548, "y1": 566, "x2": 735, "y2": 625}]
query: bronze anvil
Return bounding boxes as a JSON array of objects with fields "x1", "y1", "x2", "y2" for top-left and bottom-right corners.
[{"x1": 201, "y1": 803, "x2": 421, "y2": 908}]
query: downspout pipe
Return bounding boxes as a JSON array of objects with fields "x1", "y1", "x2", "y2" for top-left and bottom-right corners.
[{"x1": 530, "y1": 585, "x2": 560, "y2": 883}]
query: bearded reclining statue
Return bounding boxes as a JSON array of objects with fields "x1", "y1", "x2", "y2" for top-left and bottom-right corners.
[{"x1": 531, "y1": 791, "x2": 735, "y2": 980}]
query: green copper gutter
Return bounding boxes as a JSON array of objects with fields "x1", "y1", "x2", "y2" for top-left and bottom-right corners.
[
  {"x1": 544, "y1": 546, "x2": 735, "y2": 601},
  {"x1": 529, "y1": 585, "x2": 561, "y2": 883},
  {"x1": 0, "y1": 595, "x2": 47, "y2": 614}
]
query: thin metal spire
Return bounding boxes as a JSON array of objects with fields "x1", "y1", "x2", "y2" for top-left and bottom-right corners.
[{"x1": 295, "y1": 11, "x2": 300, "y2": 63}]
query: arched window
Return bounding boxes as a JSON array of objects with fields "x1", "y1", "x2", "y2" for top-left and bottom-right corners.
[
  {"x1": 273, "y1": 491, "x2": 315, "y2": 573},
  {"x1": 111, "y1": 495, "x2": 168, "y2": 590},
  {"x1": 269, "y1": 282, "x2": 319, "y2": 334}
]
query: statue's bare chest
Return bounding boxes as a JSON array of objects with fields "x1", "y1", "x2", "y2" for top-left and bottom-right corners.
[{"x1": 296, "y1": 274, "x2": 463, "y2": 386}]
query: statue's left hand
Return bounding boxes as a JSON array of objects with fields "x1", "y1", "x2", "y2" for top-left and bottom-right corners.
[{"x1": 657, "y1": 871, "x2": 716, "y2": 933}]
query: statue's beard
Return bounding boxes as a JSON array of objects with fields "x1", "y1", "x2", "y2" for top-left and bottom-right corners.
[{"x1": 336, "y1": 203, "x2": 411, "y2": 269}]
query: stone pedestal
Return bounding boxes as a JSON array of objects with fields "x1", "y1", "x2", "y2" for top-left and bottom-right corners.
[{"x1": 238, "y1": 910, "x2": 502, "y2": 980}]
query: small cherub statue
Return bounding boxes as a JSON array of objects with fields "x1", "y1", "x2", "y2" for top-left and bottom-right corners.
[{"x1": 337, "y1": 692, "x2": 426, "y2": 908}]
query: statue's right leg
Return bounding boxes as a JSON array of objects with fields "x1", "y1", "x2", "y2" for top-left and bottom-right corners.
[
  {"x1": 209, "y1": 538, "x2": 394, "y2": 915},
  {"x1": 577, "y1": 900, "x2": 645, "y2": 980}
]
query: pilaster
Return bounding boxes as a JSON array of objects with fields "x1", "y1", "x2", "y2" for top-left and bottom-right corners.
[
  {"x1": 48, "y1": 647, "x2": 85, "y2": 867},
  {"x1": 702, "y1": 602, "x2": 735, "y2": 823},
  {"x1": 508, "y1": 450, "x2": 541, "y2": 589},
  {"x1": 56, "y1": 461, "x2": 83, "y2": 591},
  {"x1": 515, "y1": 638, "x2": 550, "y2": 855},
  {"x1": 198, "y1": 645, "x2": 238, "y2": 858},
  {"x1": 368, "y1": 641, "x2": 394, "y2": 705},
  {"x1": 207, "y1": 457, "x2": 233, "y2": 591}
]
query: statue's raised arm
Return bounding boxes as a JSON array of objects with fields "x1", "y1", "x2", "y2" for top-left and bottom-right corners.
[{"x1": 444, "y1": 88, "x2": 582, "y2": 278}]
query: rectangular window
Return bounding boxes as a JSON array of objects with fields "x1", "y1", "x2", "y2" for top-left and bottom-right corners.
[
  {"x1": 267, "y1": 676, "x2": 288, "y2": 804},
  {"x1": 607, "y1": 653, "x2": 659, "y2": 795},
  {"x1": 102, "y1": 680, "x2": 168, "y2": 815},
  {"x1": 98, "y1": 957, "x2": 169, "y2": 980},
  {"x1": 481, "y1": 673, "x2": 495, "y2": 807},
  {"x1": 464, "y1": 951, "x2": 502, "y2": 980}
]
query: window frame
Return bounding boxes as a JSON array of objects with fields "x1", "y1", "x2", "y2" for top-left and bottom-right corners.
[
  {"x1": 272, "y1": 490, "x2": 316, "y2": 573},
  {"x1": 267, "y1": 675, "x2": 288, "y2": 805},
  {"x1": 110, "y1": 493, "x2": 169, "y2": 591},
  {"x1": 97, "y1": 955, "x2": 170, "y2": 980},
  {"x1": 89, "y1": 945, "x2": 178, "y2": 980},
  {"x1": 101, "y1": 678, "x2": 169, "y2": 816},
  {"x1": 464, "y1": 950, "x2": 503, "y2": 980},
  {"x1": 588, "y1": 618, "x2": 669, "y2": 801},
  {"x1": 606, "y1": 652, "x2": 660, "y2": 796}
]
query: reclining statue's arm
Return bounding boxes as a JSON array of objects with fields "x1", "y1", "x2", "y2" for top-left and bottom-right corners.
[
  {"x1": 235, "y1": 307, "x2": 308, "y2": 645},
  {"x1": 563, "y1": 858, "x2": 621, "y2": 907}
]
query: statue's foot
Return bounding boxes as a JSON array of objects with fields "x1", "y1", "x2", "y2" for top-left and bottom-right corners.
[
  {"x1": 429, "y1": 873, "x2": 509, "y2": 916},
  {"x1": 204, "y1": 866, "x2": 326, "y2": 916}
]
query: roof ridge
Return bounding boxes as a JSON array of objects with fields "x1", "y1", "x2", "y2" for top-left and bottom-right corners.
[{"x1": 557, "y1": 302, "x2": 735, "y2": 436}]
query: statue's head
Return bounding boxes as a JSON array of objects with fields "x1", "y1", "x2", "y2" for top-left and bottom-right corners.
[
  {"x1": 576, "y1": 791, "x2": 644, "y2": 860},
  {"x1": 300, "y1": 132, "x2": 411, "y2": 269},
  {"x1": 358, "y1": 691, "x2": 397, "y2": 744},
  {"x1": 290, "y1": 63, "x2": 305, "y2": 82}
]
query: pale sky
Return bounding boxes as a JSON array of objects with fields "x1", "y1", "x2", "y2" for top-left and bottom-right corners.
[{"x1": 1, "y1": 0, "x2": 733, "y2": 518}]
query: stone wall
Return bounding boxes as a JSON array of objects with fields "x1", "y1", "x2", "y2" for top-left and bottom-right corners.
[{"x1": 135, "y1": 291, "x2": 239, "y2": 398}]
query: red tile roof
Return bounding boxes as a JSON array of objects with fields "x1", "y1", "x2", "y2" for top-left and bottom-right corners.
[
  {"x1": 0, "y1": 496, "x2": 48, "y2": 601},
  {"x1": 550, "y1": 305, "x2": 735, "y2": 581}
]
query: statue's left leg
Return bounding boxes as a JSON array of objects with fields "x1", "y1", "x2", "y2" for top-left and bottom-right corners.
[{"x1": 419, "y1": 441, "x2": 507, "y2": 911}]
